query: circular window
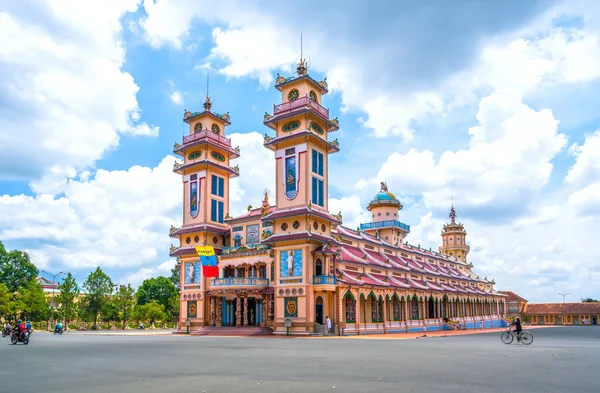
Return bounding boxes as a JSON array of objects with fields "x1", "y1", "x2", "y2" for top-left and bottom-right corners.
[
  {"x1": 292, "y1": 221, "x2": 300, "y2": 229},
  {"x1": 288, "y1": 89, "x2": 299, "y2": 101},
  {"x1": 185, "y1": 237, "x2": 191, "y2": 244},
  {"x1": 321, "y1": 224, "x2": 326, "y2": 232},
  {"x1": 281, "y1": 223, "x2": 288, "y2": 231},
  {"x1": 212, "y1": 236, "x2": 218, "y2": 244},
  {"x1": 194, "y1": 236, "x2": 199, "y2": 243},
  {"x1": 378, "y1": 212, "x2": 381, "y2": 216},
  {"x1": 292, "y1": 288, "x2": 297, "y2": 295},
  {"x1": 394, "y1": 213, "x2": 397, "y2": 217},
  {"x1": 313, "y1": 222, "x2": 319, "y2": 230},
  {"x1": 211, "y1": 124, "x2": 220, "y2": 134},
  {"x1": 309, "y1": 90, "x2": 317, "y2": 102},
  {"x1": 385, "y1": 236, "x2": 389, "y2": 240},
  {"x1": 386, "y1": 212, "x2": 390, "y2": 216},
  {"x1": 298, "y1": 288, "x2": 304, "y2": 295},
  {"x1": 285, "y1": 288, "x2": 291, "y2": 295},
  {"x1": 194, "y1": 122, "x2": 202, "y2": 133},
  {"x1": 278, "y1": 289, "x2": 284, "y2": 296}
]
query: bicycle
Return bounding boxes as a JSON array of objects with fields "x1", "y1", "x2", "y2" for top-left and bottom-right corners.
[{"x1": 501, "y1": 328, "x2": 533, "y2": 345}]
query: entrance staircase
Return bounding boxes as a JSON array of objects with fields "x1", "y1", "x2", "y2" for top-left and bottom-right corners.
[{"x1": 190, "y1": 326, "x2": 273, "y2": 336}]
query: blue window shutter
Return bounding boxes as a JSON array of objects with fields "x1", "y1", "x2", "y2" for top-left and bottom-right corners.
[
  {"x1": 318, "y1": 179, "x2": 324, "y2": 206},
  {"x1": 218, "y1": 201, "x2": 224, "y2": 223},
  {"x1": 211, "y1": 199, "x2": 217, "y2": 221},
  {"x1": 312, "y1": 177, "x2": 317, "y2": 204},
  {"x1": 312, "y1": 150, "x2": 317, "y2": 173},
  {"x1": 318, "y1": 152, "x2": 324, "y2": 176},
  {"x1": 218, "y1": 177, "x2": 224, "y2": 197},
  {"x1": 211, "y1": 175, "x2": 217, "y2": 195}
]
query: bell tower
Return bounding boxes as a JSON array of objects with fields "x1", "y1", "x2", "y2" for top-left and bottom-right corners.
[
  {"x1": 360, "y1": 182, "x2": 410, "y2": 245},
  {"x1": 261, "y1": 54, "x2": 342, "y2": 334},
  {"x1": 439, "y1": 205, "x2": 470, "y2": 262},
  {"x1": 170, "y1": 92, "x2": 241, "y2": 330}
]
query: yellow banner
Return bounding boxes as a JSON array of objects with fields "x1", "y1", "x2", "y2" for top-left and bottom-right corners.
[{"x1": 195, "y1": 246, "x2": 215, "y2": 257}]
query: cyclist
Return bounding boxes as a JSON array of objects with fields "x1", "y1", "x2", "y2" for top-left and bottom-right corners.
[{"x1": 509, "y1": 317, "x2": 523, "y2": 341}]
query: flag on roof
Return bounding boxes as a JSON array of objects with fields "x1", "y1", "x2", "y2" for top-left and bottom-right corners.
[{"x1": 195, "y1": 246, "x2": 219, "y2": 277}]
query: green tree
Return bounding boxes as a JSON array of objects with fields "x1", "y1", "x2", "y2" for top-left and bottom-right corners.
[
  {"x1": 82, "y1": 267, "x2": 113, "y2": 329},
  {"x1": 15, "y1": 278, "x2": 50, "y2": 322},
  {"x1": 136, "y1": 276, "x2": 178, "y2": 321},
  {"x1": 582, "y1": 298, "x2": 599, "y2": 302},
  {"x1": 170, "y1": 260, "x2": 181, "y2": 291},
  {"x1": 57, "y1": 273, "x2": 79, "y2": 329},
  {"x1": 113, "y1": 284, "x2": 136, "y2": 329},
  {"x1": 0, "y1": 282, "x2": 13, "y2": 320},
  {"x1": 135, "y1": 300, "x2": 165, "y2": 328},
  {"x1": 0, "y1": 241, "x2": 39, "y2": 293}
]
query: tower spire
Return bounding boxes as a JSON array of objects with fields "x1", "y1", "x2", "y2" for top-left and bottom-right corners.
[
  {"x1": 203, "y1": 74, "x2": 212, "y2": 111},
  {"x1": 297, "y1": 32, "x2": 307, "y2": 76},
  {"x1": 450, "y1": 189, "x2": 456, "y2": 223}
]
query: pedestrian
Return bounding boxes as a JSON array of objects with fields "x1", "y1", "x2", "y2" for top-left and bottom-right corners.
[{"x1": 326, "y1": 316, "x2": 331, "y2": 335}]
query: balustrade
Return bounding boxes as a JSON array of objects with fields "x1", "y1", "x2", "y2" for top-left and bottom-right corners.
[
  {"x1": 211, "y1": 277, "x2": 269, "y2": 287},
  {"x1": 182, "y1": 129, "x2": 232, "y2": 148},
  {"x1": 312, "y1": 275, "x2": 337, "y2": 285},
  {"x1": 273, "y1": 96, "x2": 329, "y2": 119}
]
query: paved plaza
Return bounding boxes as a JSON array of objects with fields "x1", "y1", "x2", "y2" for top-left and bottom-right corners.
[{"x1": 1, "y1": 327, "x2": 598, "y2": 393}]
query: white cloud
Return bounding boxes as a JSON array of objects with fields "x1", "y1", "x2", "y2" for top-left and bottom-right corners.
[
  {"x1": 0, "y1": 2, "x2": 157, "y2": 186},
  {"x1": 123, "y1": 260, "x2": 174, "y2": 287},
  {"x1": 328, "y1": 196, "x2": 371, "y2": 230},
  {"x1": 0, "y1": 156, "x2": 181, "y2": 272},
  {"x1": 228, "y1": 132, "x2": 275, "y2": 215},
  {"x1": 358, "y1": 93, "x2": 567, "y2": 217},
  {"x1": 566, "y1": 130, "x2": 600, "y2": 186},
  {"x1": 170, "y1": 91, "x2": 184, "y2": 105}
]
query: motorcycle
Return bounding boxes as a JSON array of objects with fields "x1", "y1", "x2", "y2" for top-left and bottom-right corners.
[
  {"x1": 53, "y1": 328, "x2": 64, "y2": 335},
  {"x1": 2, "y1": 327, "x2": 11, "y2": 337},
  {"x1": 138, "y1": 323, "x2": 145, "y2": 330},
  {"x1": 11, "y1": 331, "x2": 29, "y2": 345}
]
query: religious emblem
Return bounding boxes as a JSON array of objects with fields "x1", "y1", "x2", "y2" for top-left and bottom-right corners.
[{"x1": 380, "y1": 182, "x2": 388, "y2": 192}]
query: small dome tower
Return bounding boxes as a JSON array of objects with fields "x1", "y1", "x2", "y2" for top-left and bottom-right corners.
[{"x1": 359, "y1": 182, "x2": 410, "y2": 244}]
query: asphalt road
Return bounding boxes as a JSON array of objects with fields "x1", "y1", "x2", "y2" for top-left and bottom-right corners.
[{"x1": 1, "y1": 327, "x2": 598, "y2": 393}]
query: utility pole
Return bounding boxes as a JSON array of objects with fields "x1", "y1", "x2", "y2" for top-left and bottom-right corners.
[
  {"x1": 41, "y1": 270, "x2": 65, "y2": 330},
  {"x1": 558, "y1": 292, "x2": 571, "y2": 325}
]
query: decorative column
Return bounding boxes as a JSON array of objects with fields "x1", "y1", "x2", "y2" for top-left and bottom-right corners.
[
  {"x1": 262, "y1": 295, "x2": 268, "y2": 327},
  {"x1": 210, "y1": 297, "x2": 216, "y2": 326},
  {"x1": 236, "y1": 296, "x2": 242, "y2": 326},
  {"x1": 243, "y1": 296, "x2": 248, "y2": 326},
  {"x1": 355, "y1": 296, "x2": 361, "y2": 334},
  {"x1": 382, "y1": 297, "x2": 388, "y2": 333},
  {"x1": 268, "y1": 295, "x2": 274, "y2": 321},
  {"x1": 217, "y1": 297, "x2": 222, "y2": 326}
]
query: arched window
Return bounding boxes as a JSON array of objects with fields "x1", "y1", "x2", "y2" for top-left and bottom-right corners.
[
  {"x1": 315, "y1": 258, "x2": 323, "y2": 276},
  {"x1": 234, "y1": 235, "x2": 242, "y2": 247}
]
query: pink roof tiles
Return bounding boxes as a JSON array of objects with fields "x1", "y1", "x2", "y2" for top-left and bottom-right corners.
[
  {"x1": 425, "y1": 280, "x2": 443, "y2": 291},
  {"x1": 440, "y1": 283, "x2": 457, "y2": 292},
  {"x1": 407, "y1": 278, "x2": 429, "y2": 290},
  {"x1": 364, "y1": 272, "x2": 390, "y2": 287},
  {"x1": 340, "y1": 245, "x2": 368, "y2": 264},
  {"x1": 338, "y1": 269, "x2": 364, "y2": 285},
  {"x1": 387, "y1": 275, "x2": 412, "y2": 289},
  {"x1": 361, "y1": 248, "x2": 388, "y2": 267}
]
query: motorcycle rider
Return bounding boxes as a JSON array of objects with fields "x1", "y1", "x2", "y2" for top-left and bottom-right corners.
[
  {"x1": 25, "y1": 320, "x2": 32, "y2": 334},
  {"x1": 54, "y1": 321, "x2": 63, "y2": 333},
  {"x1": 2, "y1": 321, "x2": 11, "y2": 336},
  {"x1": 14, "y1": 319, "x2": 27, "y2": 340}
]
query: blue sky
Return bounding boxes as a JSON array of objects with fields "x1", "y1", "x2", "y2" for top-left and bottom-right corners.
[{"x1": 1, "y1": 0, "x2": 600, "y2": 302}]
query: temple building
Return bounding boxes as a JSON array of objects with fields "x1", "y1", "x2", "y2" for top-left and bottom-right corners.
[{"x1": 168, "y1": 57, "x2": 507, "y2": 335}]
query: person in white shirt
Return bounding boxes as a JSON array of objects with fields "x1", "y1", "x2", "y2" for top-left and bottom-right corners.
[{"x1": 326, "y1": 316, "x2": 332, "y2": 335}]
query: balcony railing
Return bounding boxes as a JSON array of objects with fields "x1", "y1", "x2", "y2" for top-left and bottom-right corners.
[
  {"x1": 273, "y1": 96, "x2": 329, "y2": 119},
  {"x1": 313, "y1": 275, "x2": 337, "y2": 285},
  {"x1": 211, "y1": 277, "x2": 269, "y2": 287},
  {"x1": 182, "y1": 129, "x2": 232, "y2": 148},
  {"x1": 359, "y1": 220, "x2": 411, "y2": 232}
]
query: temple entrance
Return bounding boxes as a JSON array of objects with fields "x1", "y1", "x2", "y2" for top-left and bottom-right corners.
[
  {"x1": 428, "y1": 298, "x2": 435, "y2": 318},
  {"x1": 247, "y1": 297, "x2": 256, "y2": 326},
  {"x1": 315, "y1": 296, "x2": 324, "y2": 325},
  {"x1": 222, "y1": 299, "x2": 238, "y2": 326},
  {"x1": 592, "y1": 317, "x2": 597, "y2": 325}
]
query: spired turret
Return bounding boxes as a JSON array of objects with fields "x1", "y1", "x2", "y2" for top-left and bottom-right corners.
[
  {"x1": 359, "y1": 182, "x2": 410, "y2": 245},
  {"x1": 439, "y1": 205, "x2": 470, "y2": 262}
]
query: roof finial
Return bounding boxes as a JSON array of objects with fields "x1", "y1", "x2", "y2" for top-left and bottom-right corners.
[
  {"x1": 203, "y1": 74, "x2": 212, "y2": 111},
  {"x1": 449, "y1": 189, "x2": 456, "y2": 224},
  {"x1": 297, "y1": 32, "x2": 307, "y2": 76}
]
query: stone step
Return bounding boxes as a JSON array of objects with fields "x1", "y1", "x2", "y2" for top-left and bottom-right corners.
[{"x1": 190, "y1": 326, "x2": 273, "y2": 336}]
